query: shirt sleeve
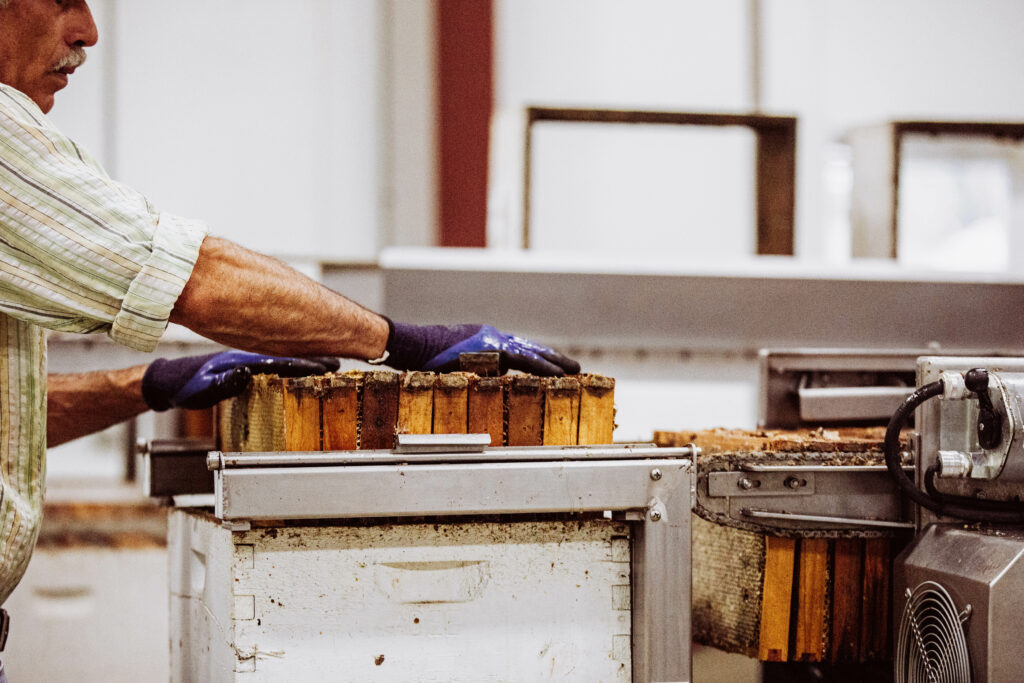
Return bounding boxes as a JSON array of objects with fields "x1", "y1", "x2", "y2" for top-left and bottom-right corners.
[{"x1": 0, "y1": 86, "x2": 208, "y2": 352}]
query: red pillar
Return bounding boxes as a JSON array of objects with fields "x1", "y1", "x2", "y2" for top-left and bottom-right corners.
[{"x1": 436, "y1": 0, "x2": 493, "y2": 247}]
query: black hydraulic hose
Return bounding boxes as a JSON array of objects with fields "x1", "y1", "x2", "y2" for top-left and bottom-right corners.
[
  {"x1": 884, "y1": 380, "x2": 946, "y2": 510},
  {"x1": 884, "y1": 378, "x2": 1024, "y2": 523}
]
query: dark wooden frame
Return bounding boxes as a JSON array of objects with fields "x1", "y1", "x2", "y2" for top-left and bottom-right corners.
[
  {"x1": 849, "y1": 120, "x2": 1024, "y2": 259},
  {"x1": 522, "y1": 107, "x2": 798, "y2": 255}
]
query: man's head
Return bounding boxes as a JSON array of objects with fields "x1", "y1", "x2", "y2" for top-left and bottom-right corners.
[{"x1": 0, "y1": 0, "x2": 97, "y2": 113}]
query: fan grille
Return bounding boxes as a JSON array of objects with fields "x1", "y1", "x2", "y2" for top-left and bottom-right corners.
[{"x1": 896, "y1": 580, "x2": 971, "y2": 683}]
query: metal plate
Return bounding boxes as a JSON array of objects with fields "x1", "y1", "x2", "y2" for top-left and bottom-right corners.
[
  {"x1": 700, "y1": 466, "x2": 910, "y2": 531},
  {"x1": 215, "y1": 459, "x2": 691, "y2": 521},
  {"x1": 708, "y1": 471, "x2": 815, "y2": 497}
]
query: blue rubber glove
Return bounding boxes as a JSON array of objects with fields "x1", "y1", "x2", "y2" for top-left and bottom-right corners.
[
  {"x1": 142, "y1": 350, "x2": 340, "y2": 411},
  {"x1": 384, "y1": 321, "x2": 580, "y2": 376}
]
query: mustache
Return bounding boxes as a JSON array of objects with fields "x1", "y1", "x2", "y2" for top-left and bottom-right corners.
[{"x1": 53, "y1": 47, "x2": 87, "y2": 71}]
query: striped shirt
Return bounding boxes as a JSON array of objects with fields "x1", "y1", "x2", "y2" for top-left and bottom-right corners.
[{"x1": 0, "y1": 84, "x2": 208, "y2": 603}]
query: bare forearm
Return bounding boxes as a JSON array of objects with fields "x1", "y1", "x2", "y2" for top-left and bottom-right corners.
[
  {"x1": 48, "y1": 366, "x2": 148, "y2": 447},
  {"x1": 48, "y1": 238, "x2": 392, "y2": 447},
  {"x1": 170, "y1": 237, "x2": 389, "y2": 360}
]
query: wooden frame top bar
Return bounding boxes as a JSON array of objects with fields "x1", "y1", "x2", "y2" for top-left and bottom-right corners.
[
  {"x1": 849, "y1": 119, "x2": 1024, "y2": 259},
  {"x1": 526, "y1": 106, "x2": 797, "y2": 130},
  {"x1": 893, "y1": 120, "x2": 1024, "y2": 139}
]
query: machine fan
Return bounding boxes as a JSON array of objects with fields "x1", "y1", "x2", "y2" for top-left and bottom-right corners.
[{"x1": 895, "y1": 580, "x2": 971, "y2": 683}]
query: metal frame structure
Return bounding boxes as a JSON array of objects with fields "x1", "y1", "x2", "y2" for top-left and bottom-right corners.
[
  {"x1": 915, "y1": 356, "x2": 1024, "y2": 529},
  {"x1": 203, "y1": 440, "x2": 697, "y2": 683},
  {"x1": 886, "y1": 356, "x2": 1024, "y2": 680},
  {"x1": 702, "y1": 465, "x2": 913, "y2": 532},
  {"x1": 378, "y1": 254, "x2": 1024, "y2": 355},
  {"x1": 758, "y1": 349, "x2": 922, "y2": 429}
]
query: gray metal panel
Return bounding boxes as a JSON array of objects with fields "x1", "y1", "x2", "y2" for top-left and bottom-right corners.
[
  {"x1": 916, "y1": 356, "x2": 1024, "y2": 528},
  {"x1": 895, "y1": 524, "x2": 1024, "y2": 683},
  {"x1": 382, "y1": 266, "x2": 1024, "y2": 353},
  {"x1": 632, "y1": 471, "x2": 692, "y2": 683},
  {"x1": 215, "y1": 459, "x2": 690, "y2": 521},
  {"x1": 701, "y1": 467, "x2": 910, "y2": 532},
  {"x1": 759, "y1": 349, "x2": 921, "y2": 429},
  {"x1": 143, "y1": 439, "x2": 215, "y2": 497},
  {"x1": 797, "y1": 385, "x2": 913, "y2": 422}
]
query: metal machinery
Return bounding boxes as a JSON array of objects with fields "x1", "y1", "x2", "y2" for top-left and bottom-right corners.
[
  {"x1": 146, "y1": 436, "x2": 696, "y2": 682},
  {"x1": 755, "y1": 351, "x2": 1024, "y2": 682},
  {"x1": 144, "y1": 351, "x2": 1024, "y2": 682},
  {"x1": 890, "y1": 357, "x2": 1024, "y2": 683}
]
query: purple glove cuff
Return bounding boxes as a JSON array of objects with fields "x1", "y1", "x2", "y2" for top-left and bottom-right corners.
[
  {"x1": 142, "y1": 354, "x2": 218, "y2": 411},
  {"x1": 385, "y1": 321, "x2": 481, "y2": 371}
]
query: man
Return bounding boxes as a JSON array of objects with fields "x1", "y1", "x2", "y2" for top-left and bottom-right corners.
[{"x1": 0, "y1": 0, "x2": 578, "y2": 673}]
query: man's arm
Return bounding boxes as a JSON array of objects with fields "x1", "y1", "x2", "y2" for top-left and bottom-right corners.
[
  {"x1": 48, "y1": 233, "x2": 579, "y2": 447},
  {"x1": 170, "y1": 236, "x2": 389, "y2": 360},
  {"x1": 47, "y1": 366, "x2": 148, "y2": 447},
  {"x1": 171, "y1": 236, "x2": 580, "y2": 376}
]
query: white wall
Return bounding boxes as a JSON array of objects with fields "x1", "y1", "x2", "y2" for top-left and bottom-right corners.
[
  {"x1": 48, "y1": 0, "x2": 439, "y2": 264},
  {"x1": 52, "y1": 1, "x2": 1024, "y2": 266},
  {"x1": 495, "y1": 0, "x2": 1024, "y2": 262},
  {"x1": 492, "y1": 0, "x2": 757, "y2": 255},
  {"x1": 383, "y1": 0, "x2": 438, "y2": 249},
  {"x1": 47, "y1": 0, "x2": 112, "y2": 160},
  {"x1": 527, "y1": 122, "x2": 756, "y2": 256},
  {"x1": 763, "y1": 0, "x2": 1024, "y2": 260},
  {"x1": 496, "y1": 0, "x2": 752, "y2": 111}
]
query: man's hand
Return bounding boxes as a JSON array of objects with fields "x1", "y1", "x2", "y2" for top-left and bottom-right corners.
[
  {"x1": 383, "y1": 322, "x2": 580, "y2": 376},
  {"x1": 142, "y1": 350, "x2": 340, "y2": 411}
]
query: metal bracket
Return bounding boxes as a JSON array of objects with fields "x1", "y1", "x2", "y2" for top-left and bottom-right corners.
[
  {"x1": 742, "y1": 508, "x2": 914, "y2": 530},
  {"x1": 708, "y1": 471, "x2": 815, "y2": 497},
  {"x1": 700, "y1": 464, "x2": 910, "y2": 532},
  {"x1": 393, "y1": 433, "x2": 490, "y2": 454}
]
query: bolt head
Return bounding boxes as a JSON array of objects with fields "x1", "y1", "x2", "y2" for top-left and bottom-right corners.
[
  {"x1": 649, "y1": 509, "x2": 662, "y2": 522},
  {"x1": 650, "y1": 468, "x2": 663, "y2": 481},
  {"x1": 738, "y1": 477, "x2": 754, "y2": 490}
]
